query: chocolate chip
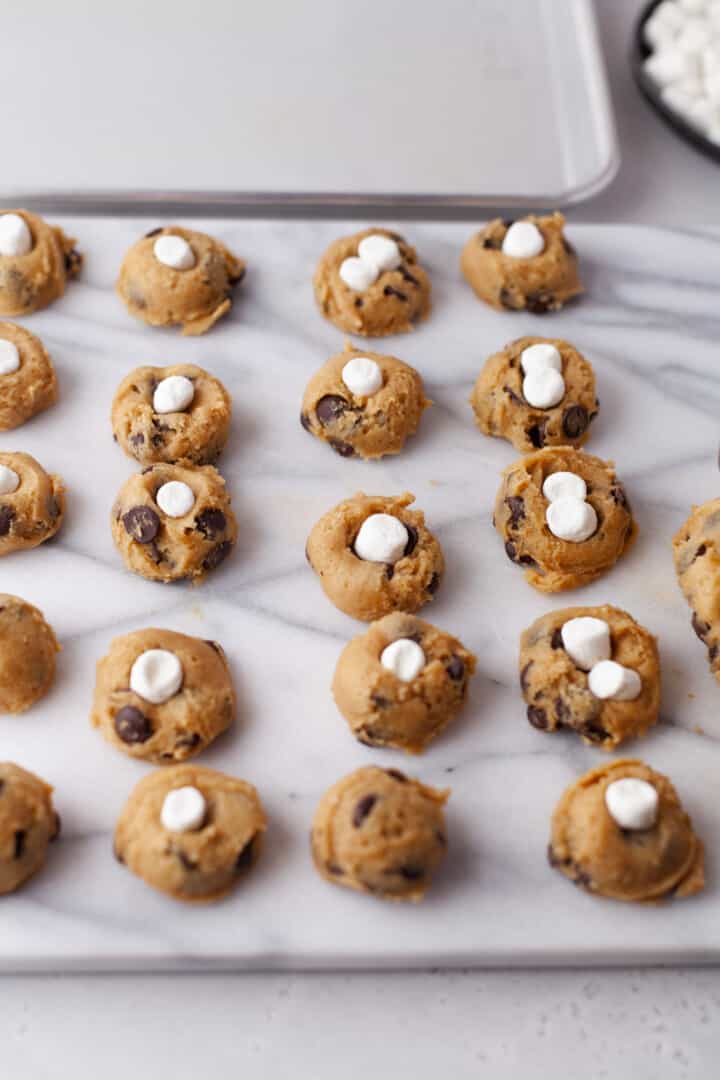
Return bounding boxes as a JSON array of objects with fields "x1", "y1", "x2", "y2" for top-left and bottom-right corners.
[
  {"x1": 146, "y1": 541, "x2": 162, "y2": 565},
  {"x1": 0, "y1": 506, "x2": 15, "y2": 536},
  {"x1": 526, "y1": 421, "x2": 546, "y2": 449},
  {"x1": 113, "y1": 843, "x2": 125, "y2": 864},
  {"x1": 145, "y1": 227, "x2": 163, "y2": 237},
  {"x1": 482, "y1": 236, "x2": 501, "y2": 250},
  {"x1": 695, "y1": 544, "x2": 707, "y2": 560},
  {"x1": 400, "y1": 268, "x2": 420, "y2": 286},
  {"x1": 205, "y1": 639, "x2": 222, "y2": 653},
  {"x1": 505, "y1": 540, "x2": 518, "y2": 563},
  {"x1": 175, "y1": 733, "x2": 201, "y2": 750},
  {"x1": 64, "y1": 249, "x2": 82, "y2": 275},
  {"x1": 427, "y1": 572, "x2": 440, "y2": 595},
  {"x1": 503, "y1": 384, "x2": 523, "y2": 406},
  {"x1": 383, "y1": 285, "x2": 407, "y2": 301},
  {"x1": 371, "y1": 694, "x2": 391, "y2": 709},
  {"x1": 326, "y1": 862, "x2": 344, "y2": 876},
  {"x1": 551, "y1": 628, "x2": 564, "y2": 650},
  {"x1": 527, "y1": 705, "x2": 547, "y2": 730},
  {"x1": 235, "y1": 835, "x2": 256, "y2": 872},
  {"x1": 547, "y1": 844, "x2": 562, "y2": 869},
  {"x1": 611, "y1": 484, "x2": 631, "y2": 512},
  {"x1": 446, "y1": 655, "x2": 465, "y2": 681},
  {"x1": 505, "y1": 496, "x2": 525, "y2": 527},
  {"x1": 385, "y1": 564, "x2": 395, "y2": 581},
  {"x1": 562, "y1": 405, "x2": 589, "y2": 440},
  {"x1": 195, "y1": 508, "x2": 226, "y2": 539},
  {"x1": 398, "y1": 865, "x2": 424, "y2": 880},
  {"x1": 581, "y1": 721, "x2": 609, "y2": 744},
  {"x1": 435, "y1": 830, "x2": 446, "y2": 847},
  {"x1": 353, "y1": 794, "x2": 377, "y2": 827},
  {"x1": 175, "y1": 850, "x2": 196, "y2": 871},
  {"x1": 520, "y1": 661, "x2": 533, "y2": 692},
  {"x1": 46, "y1": 495, "x2": 60, "y2": 520},
  {"x1": 554, "y1": 697, "x2": 570, "y2": 724},
  {"x1": 385, "y1": 768, "x2": 407, "y2": 782},
  {"x1": 14, "y1": 830, "x2": 25, "y2": 859},
  {"x1": 315, "y1": 394, "x2": 348, "y2": 426},
  {"x1": 51, "y1": 813, "x2": 61, "y2": 841},
  {"x1": 114, "y1": 706, "x2": 152, "y2": 744},
  {"x1": 525, "y1": 291, "x2": 554, "y2": 314},
  {"x1": 354, "y1": 298, "x2": 363, "y2": 308},
  {"x1": 300, "y1": 412, "x2": 312, "y2": 432},
  {"x1": 499, "y1": 288, "x2": 519, "y2": 310},
  {"x1": 403, "y1": 524, "x2": 418, "y2": 557},
  {"x1": 122, "y1": 505, "x2": 160, "y2": 543},
  {"x1": 203, "y1": 541, "x2": 232, "y2": 571},
  {"x1": 692, "y1": 613, "x2": 710, "y2": 641},
  {"x1": 328, "y1": 438, "x2": 356, "y2": 458},
  {"x1": 710, "y1": 644, "x2": 719, "y2": 663}
]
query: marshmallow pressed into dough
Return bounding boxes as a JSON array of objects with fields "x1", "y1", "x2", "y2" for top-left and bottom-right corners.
[
  {"x1": 0, "y1": 322, "x2": 57, "y2": 431},
  {"x1": 0, "y1": 209, "x2": 81, "y2": 316},
  {"x1": 0, "y1": 451, "x2": 65, "y2": 556}
]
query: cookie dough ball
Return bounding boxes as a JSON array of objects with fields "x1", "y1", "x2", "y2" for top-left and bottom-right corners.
[
  {"x1": 91, "y1": 629, "x2": 235, "y2": 763},
  {"x1": 111, "y1": 462, "x2": 237, "y2": 583},
  {"x1": 0, "y1": 762, "x2": 60, "y2": 895},
  {"x1": 470, "y1": 336, "x2": 598, "y2": 453},
  {"x1": 519, "y1": 605, "x2": 659, "y2": 749},
  {"x1": 548, "y1": 759, "x2": 704, "y2": 902},
  {"x1": 0, "y1": 323, "x2": 57, "y2": 431},
  {"x1": 0, "y1": 595, "x2": 59, "y2": 714},
  {"x1": 116, "y1": 226, "x2": 245, "y2": 336},
  {"x1": 313, "y1": 228, "x2": 431, "y2": 337},
  {"x1": 494, "y1": 446, "x2": 636, "y2": 593},
  {"x1": 673, "y1": 498, "x2": 720, "y2": 682},
  {"x1": 111, "y1": 363, "x2": 231, "y2": 466},
  {"x1": 300, "y1": 342, "x2": 431, "y2": 460},
  {"x1": 311, "y1": 766, "x2": 449, "y2": 901},
  {"x1": 114, "y1": 764, "x2": 266, "y2": 902},
  {"x1": 0, "y1": 209, "x2": 81, "y2": 317},
  {"x1": 306, "y1": 492, "x2": 444, "y2": 621},
  {"x1": 332, "y1": 613, "x2": 477, "y2": 753},
  {"x1": 0, "y1": 451, "x2": 65, "y2": 556},
  {"x1": 461, "y1": 213, "x2": 581, "y2": 314}
]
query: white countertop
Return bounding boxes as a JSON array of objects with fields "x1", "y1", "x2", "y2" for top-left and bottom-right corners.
[{"x1": 3, "y1": 1, "x2": 720, "y2": 1077}]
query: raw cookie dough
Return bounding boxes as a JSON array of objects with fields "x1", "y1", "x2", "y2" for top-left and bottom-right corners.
[
  {"x1": 300, "y1": 341, "x2": 431, "y2": 459},
  {"x1": 91, "y1": 628, "x2": 235, "y2": 763},
  {"x1": 0, "y1": 209, "x2": 81, "y2": 316},
  {"x1": 548, "y1": 759, "x2": 704, "y2": 902},
  {"x1": 460, "y1": 213, "x2": 582, "y2": 313},
  {"x1": 673, "y1": 497, "x2": 720, "y2": 682},
  {"x1": 311, "y1": 765, "x2": 449, "y2": 901},
  {"x1": 494, "y1": 446, "x2": 636, "y2": 592},
  {"x1": 332, "y1": 612, "x2": 477, "y2": 753},
  {"x1": 0, "y1": 762, "x2": 60, "y2": 895},
  {"x1": 0, "y1": 595, "x2": 59, "y2": 714},
  {"x1": 313, "y1": 227, "x2": 431, "y2": 337},
  {"x1": 470, "y1": 336, "x2": 598, "y2": 452},
  {"x1": 114, "y1": 764, "x2": 266, "y2": 902},
  {"x1": 0, "y1": 451, "x2": 65, "y2": 556},
  {"x1": 111, "y1": 363, "x2": 231, "y2": 465},
  {"x1": 519, "y1": 605, "x2": 660, "y2": 748},
  {"x1": 0, "y1": 322, "x2": 57, "y2": 431},
  {"x1": 111, "y1": 462, "x2": 237, "y2": 583},
  {"x1": 116, "y1": 225, "x2": 245, "y2": 336},
  {"x1": 306, "y1": 492, "x2": 445, "y2": 621}
]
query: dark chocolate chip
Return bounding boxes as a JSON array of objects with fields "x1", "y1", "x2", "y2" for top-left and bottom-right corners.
[
  {"x1": 525, "y1": 292, "x2": 554, "y2": 314},
  {"x1": 51, "y1": 812, "x2": 61, "y2": 841},
  {"x1": 520, "y1": 661, "x2": 533, "y2": 693},
  {"x1": 175, "y1": 850, "x2": 196, "y2": 871},
  {"x1": 446, "y1": 655, "x2": 465, "y2": 681},
  {"x1": 505, "y1": 540, "x2": 518, "y2": 563},
  {"x1": 383, "y1": 285, "x2": 407, "y2": 301},
  {"x1": 205, "y1": 639, "x2": 222, "y2": 653},
  {"x1": 505, "y1": 495, "x2": 525, "y2": 527},
  {"x1": 371, "y1": 694, "x2": 391, "y2": 709},
  {"x1": 235, "y1": 835, "x2": 256, "y2": 872},
  {"x1": 562, "y1": 405, "x2": 589, "y2": 440},
  {"x1": 385, "y1": 563, "x2": 394, "y2": 581},
  {"x1": 315, "y1": 394, "x2": 348, "y2": 426},
  {"x1": 122, "y1": 505, "x2": 160, "y2": 543},
  {"x1": 695, "y1": 544, "x2": 707, "y2": 560},
  {"x1": 527, "y1": 705, "x2": 547, "y2": 730},
  {"x1": 398, "y1": 865, "x2": 424, "y2": 881},
  {"x1": 14, "y1": 830, "x2": 25, "y2": 859},
  {"x1": 499, "y1": 288, "x2": 519, "y2": 310},
  {"x1": 710, "y1": 644, "x2": 719, "y2": 663},
  {"x1": 551, "y1": 628, "x2": 564, "y2": 650},
  {"x1": 403, "y1": 524, "x2": 418, "y2": 557},
  {"x1": 300, "y1": 412, "x2": 312, "y2": 432},
  {"x1": 64, "y1": 249, "x2": 82, "y2": 275},
  {"x1": 328, "y1": 438, "x2": 356, "y2": 458},
  {"x1": 482, "y1": 236, "x2": 501, "y2": 250},
  {"x1": 203, "y1": 541, "x2": 232, "y2": 571},
  {"x1": 354, "y1": 298, "x2": 363, "y2": 308},
  {"x1": 692, "y1": 613, "x2": 710, "y2": 641},
  {"x1": 427, "y1": 572, "x2": 440, "y2": 595},
  {"x1": 581, "y1": 721, "x2": 609, "y2": 744},
  {"x1": 0, "y1": 505, "x2": 15, "y2": 536},
  {"x1": 611, "y1": 484, "x2": 631, "y2": 513},
  {"x1": 526, "y1": 421, "x2": 546, "y2": 449},
  {"x1": 554, "y1": 697, "x2": 570, "y2": 724},
  {"x1": 352, "y1": 794, "x2": 377, "y2": 827},
  {"x1": 326, "y1": 862, "x2": 344, "y2": 876},
  {"x1": 145, "y1": 227, "x2": 163, "y2": 238},
  {"x1": 114, "y1": 707, "x2": 152, "y2": 744},
  {"x1": 195, "y1": 508, "x2": 227, "y2": 539},
  {"x1": 503, "y1": 384, "x2": 523, "y2": 406},
  {"x1": 400, "y1": 267, "x2": 420, "y2": 286},
  {"x1": 175, "y1": 733, "x2": 201, "y2": 750},
  {"x1": 385, "y1": 769, "x2": 407, "y2": 782}
]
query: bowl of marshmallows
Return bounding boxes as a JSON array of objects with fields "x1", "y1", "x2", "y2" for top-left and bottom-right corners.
[{"x1": 633, "y1": 0, "x2": 720, "y2": 160}]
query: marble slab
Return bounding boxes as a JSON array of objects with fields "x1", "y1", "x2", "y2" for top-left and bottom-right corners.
[{"x1": 1, "y1": 218, "x2": 720, "y2": 971}]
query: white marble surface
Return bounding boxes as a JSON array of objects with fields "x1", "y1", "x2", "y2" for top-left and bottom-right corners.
[{"x1": 2, "y1": 216, "x2": 720, "y2": 971}]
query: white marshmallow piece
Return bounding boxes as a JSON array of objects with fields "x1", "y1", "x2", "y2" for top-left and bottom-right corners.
[
  {"x1": 357, "y1": 234, "x2": 402, "y2": 272},
  {"x1": 161, "y1": 786, "x2": 207, "y2": 833},
  {"x1": 502, "y1": 221, "x2": 545, "y2": 259},
  {"x1": 156, "y1": 480, "x2": 195, "y2": 518},
  {"x1": 0, "y1": 213, "x2": 32, "y2": 257},
  {"x1": 0, "y1": 464, "x2": 20, "y2": 495},
  {"x1": 342, "y1": 356, "x2": 383, "y2": 398},
  {"x1": 381, "y1": 638, "x2": 427, "y2": 682},
  {"x1": 153, "y1": 234, "x2": 196, "y2": 271},
  {"x1": 546, "y1": 496, "x2": 598, "y2": 543},
  {"x1": 522, "y1": 367, "x2": 566, "y2": 409},
  {"x1": 339, "y1": 256, "x2": 379, "y2": 292},
  {"x1": 153, "y1": 374, "x2": 195, "y2": 414},
  {"x1": 560, "y1": 617, "x2": 611, "y2": 671},
  {"x1": 0, "y1": 339, "x2": 20, "y2": 375},
  {"x1": 354, "y1": 513, "x2": 409, "y2": 564},
  {"x1": 542, "y1": 471, "x2": 587, "y2": 503},
  {"x1": 588, "y1": 660, "x2": 642, "y2": 701},
  {"x1": 605, "y1": 778, "x2": 659, "y2": 832},
  {"x1": 519, "y1": 342, "x2": 562, "y2": 376},
  {"x1": 130, "y1": 648, "x2": 183, "y2": 705}
]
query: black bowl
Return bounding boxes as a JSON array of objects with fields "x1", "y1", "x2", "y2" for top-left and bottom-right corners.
[{"x1": 631, "y1": 0, "x2": 720, "y2": 164}]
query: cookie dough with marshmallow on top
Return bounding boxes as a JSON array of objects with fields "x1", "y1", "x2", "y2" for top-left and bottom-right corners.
[
  {"x1": 0, "y1": 209, "x2": 81, "y2": 317},
  {"x1": 519, "y1": 604, "x2": 660, "y2": 749},
  {"x1": 313, "y1": 227, "x2": 431, "y2": 337}
]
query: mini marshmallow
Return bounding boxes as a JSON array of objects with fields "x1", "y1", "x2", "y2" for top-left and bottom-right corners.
[
  {"x1": 130, "y1": 648, "x2": 183, "y2": 705},
  {"x1": 560, "y1": 617, "x2": 611, "y2": 671},
  {"x1": 354, "y1": 513, "x2": 409, "y2": 564},
  {"x1": 153, "y1": 234, "x2": 196, "y2": 271},
  {"x1": 161, "y1": 786, "x2": 207, "y2": 833},
  {"x1": 588, "y1": 660, "x2": 642, "y2": 701},
  {"x1": 519, "y1": 342, "x2": 562, "y2": 376},
  {"x1": 546, "y1": 496, "x2": 598, "y2": 543},
  {"x1": 381, "y1": 638, "x2": 426, "y2": 682},
  {"x1": 522, "y1": 367, "x2": 566, "y2": 409},
  {"x1": 644, "y1": 48, "x2": 698, "y2": 85},
  {"x1": 542, "y1": 471, "x2": 587, "y2": 502},
  {"x1": 0, "y1": 464, "x2": 20, "y2": 495},
  {"x1": 342, "y1": 356, "x2": 383, "y2": 397},
  {"x1": 339, "y1": 256, "x2": 379, "y2": 292},
  {"x1": 676, "y1": 19, "x2": 714, "y2": 53},
  {"x1": 153, "y1": 374, "x2": 195, "y2": 414},
  {"x1": 704, "y1": 70, "x2": 720, "y2": 102},
  {"x1": 501, "y1": 221, "x2": 545, "y2": 259},
  {"x1": 604, "y1": 778, "x2": 659, "y2": 832},
  {"x1": 0, "y1": 340, "x2": 20, "y2": 375},
  {"x1": 655, "y1": 0, "x2": 689, "y2": 28},
  {"x1": 357, "y1": 234, "x2": 402, "y2": 272},
  {"x1": 0, "y1": 213, "x2": 32, "y2": 257},
  {"x1": 156, "y1": 480, "x2": 195, "y2": 518}
]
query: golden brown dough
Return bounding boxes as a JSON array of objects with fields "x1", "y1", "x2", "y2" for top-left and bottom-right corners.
[
  {"x1": 0, "y1": 595, "x2": 59, "y2": 714},
  {"x1": 0, "y1": 451, "x2": 65, "y2": 556},
  {"x1": 0, "y1": 209, "x2": 81, "y2": 316},
  {"x1": 0, "y1": 323, "x2": 57, "y2": 431},
  {"x1": 0, "y1": 762, "x2": 60, "y2": 895},
  {"x1": 673, "y1": 497, "x2": 720, "y2": 682}
]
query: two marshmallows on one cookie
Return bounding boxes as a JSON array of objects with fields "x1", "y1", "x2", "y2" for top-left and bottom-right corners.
[{"x1": 561, "y1": 616, "x2": 642, "y2": 703}]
